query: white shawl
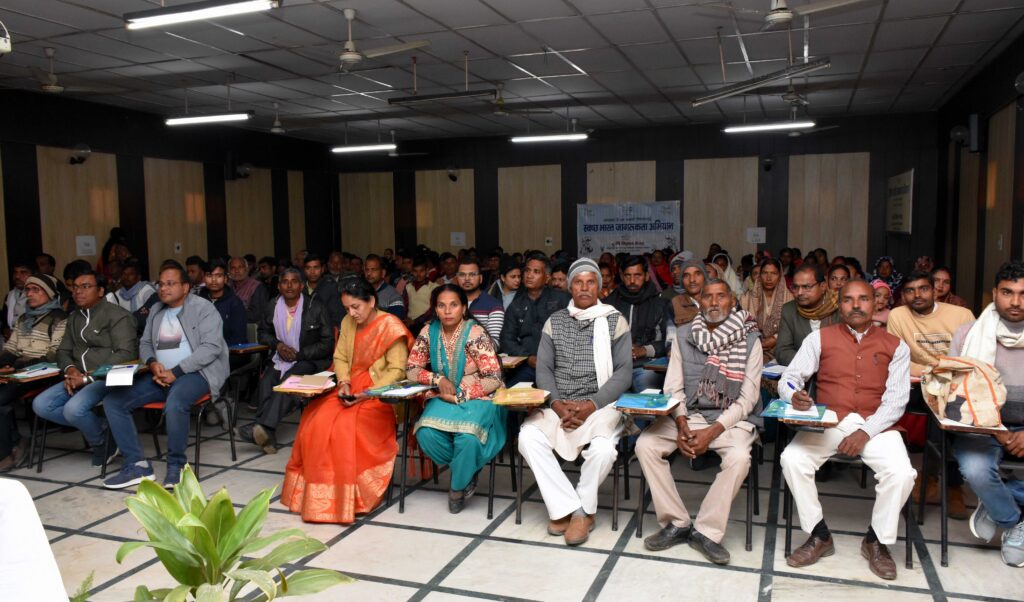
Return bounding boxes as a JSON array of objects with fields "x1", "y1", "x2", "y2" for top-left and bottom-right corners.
[
  {"x1": 962, "y1": 302, "x2": 1024, "y2": 364},
  {"x1": 567, "y1": 300, "x2": 618, "y2": 389}
]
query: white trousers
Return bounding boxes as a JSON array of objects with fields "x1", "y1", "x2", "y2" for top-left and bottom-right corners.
[
  {"x1": 0, "y1": 479, "x2": 68, "y2": 601},
  {"x1": 518, "y1": 424, "x2": 620, "y2": 519},
  {"x1": 780, "y1": 413, "x2": 917, "y2": 545}
]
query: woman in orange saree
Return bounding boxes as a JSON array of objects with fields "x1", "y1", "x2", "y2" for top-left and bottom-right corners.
[{"x1": 281, "y1": 279, "x2": 414, "y2": 523}]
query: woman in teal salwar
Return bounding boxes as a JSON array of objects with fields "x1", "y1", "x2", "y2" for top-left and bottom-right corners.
[{"x1": 407, "y1": 284, "x2": 506, "y2": 513}]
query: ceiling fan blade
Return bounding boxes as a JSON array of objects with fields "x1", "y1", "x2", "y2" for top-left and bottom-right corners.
[
  {"x1": 792, "y1": 0, "x2": 873, "y2": 16},
  {"x1": 700, "y1": 2, "x2": 764, "y2": 15},
  {"x1": 506, "y1": 108, "x2": 553, "y2": 114},
  {"x1": 362, "y1": 40, "x2": 430, "y2": 59},
  {"x1": 760, "y1": 20, "x2": 785, "y2": 32},
  {"x1": 31, "y1": 67, "x2": 57, "y2": 86},
  {"x1": 61, "y1": 86, "x2": 127, "y2": 94}
]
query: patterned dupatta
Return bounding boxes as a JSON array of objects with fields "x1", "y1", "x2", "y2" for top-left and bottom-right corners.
[
  {"x1": 350, "y1": 313, "x2": 414, "y2": 394},
  {"x1": 428, "y1": 319, "x2": 472, "y2": 390}
]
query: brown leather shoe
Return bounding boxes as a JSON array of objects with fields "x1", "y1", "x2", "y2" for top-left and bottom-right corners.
[
  {"x1": 911, "y1": 475, "x2": 939, "y2": 504},
  {"x1": 548, "y1": 515, "x2": 571, "y2": 536},
  {"x1": 0, "y1": 453, "x2": 14, "y2": 473},
  {"x1": 786, "y1": 535, "x2": 835, "y2": 568},
  {"x1": 564, "y1": 514, "x2": 595, "y2": 546},
  {"x1": 947, "y1": 486, "x2": 969, "y2": 520},
  {"x1": 861, "y1": 537, "x2": 897, "y2": 580}
]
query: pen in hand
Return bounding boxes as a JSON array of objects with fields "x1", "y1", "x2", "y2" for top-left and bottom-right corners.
[{"x1": 787, "y1": 380, "x2": 815, "y2": 411}]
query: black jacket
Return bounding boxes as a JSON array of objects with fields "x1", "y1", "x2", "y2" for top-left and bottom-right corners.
[
  {"x1": 199, "y1": 286, "x2": 248, "y2": 346},
  {"x1": 500, "y1": 287, "x2": 571, "y2": 357},
  {"x1": 306, "y1": 278, "x2": 343, "y2": 329},
  {"x1": 606, "y1": 281, "x2": 670, "y2": 364},
  {"x1": 257, "y1": 295, "x2": 334, "y2": 372}
]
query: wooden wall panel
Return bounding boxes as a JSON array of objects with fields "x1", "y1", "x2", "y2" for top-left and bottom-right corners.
[
  {"x1": 586, "y1": 161, "x2": 656, "y2": 204},
  {"x1": 288, "y1": 170, "x2": 306, "y2": 257},
  {"x1": 683, "y1": 157, "x2": 759, "y2": 258},
  {"x1": 415, "y1": 169, "x2": 475, "y2": 253},
  {"x1": 498, "y1": 164, "x2": 561, "y2": 252},
  {"x1": 37, "y1": 145, "x2": 119, "y2": 269},
  {"x1": 788, "y1": 152, "x2": 871, "y2": 263},
  {"x1": 982, "y1": 103, "x2": 1016, "y2": 305},
  {"x1": 0, "y1": 154, "x2": 7, "y2": 301},
  {"x1": 956, "y1": 151, "x2": 981, "y2": 310},
  {"x1": 339, "y1": 172, "x2": 394, "y2": 257},
  {"x1": 144, "y1": 158, "x2": 207, "y2": 278},
  {"x1": 225, "y1": 168, "x2": 274, "y2": 258}
]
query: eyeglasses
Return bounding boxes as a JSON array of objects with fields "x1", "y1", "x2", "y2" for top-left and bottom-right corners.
[
  {"x1": 70, "y1": 284, "x2": 97, "y2": 292},
  {"x1": 157, "y1": 280, "x2": 184, "y2": 288},
  {"x1": 456, "y1": 272, "x2": 479, "y2": 278},
  {"x1": 792, "y1": 283, "x2": 821, "y2": 292}
]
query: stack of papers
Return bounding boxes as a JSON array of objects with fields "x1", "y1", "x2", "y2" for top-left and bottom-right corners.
[
  {"x1": 365, "y1": 380, "x2": 435, "y2": 398},
  {"x1": 9, "y1": 363, "x2": 60, "y2": 379},
  {"x1": 762, "y1": 364, "x2": 787, "y2": 378},
  {"x1": 615, "y1": 392, "x2": 680, "y2": 415},
  {"x1": 106, "y1": 363, "x2": 140, "y2": 387},
  {"x1": 760, "y1": 400, "x2": 838, "y2": 424},
  {"x1": 279, "y1": 375, "x2": 335, "y2": 390},
  {"x1": 493, "y1": 387, "x2": 549, "y2": 406}
]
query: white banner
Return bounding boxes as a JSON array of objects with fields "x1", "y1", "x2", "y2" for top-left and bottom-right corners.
[{"x1": 577, "y1": 201, "x2": 680, "y2": 258}]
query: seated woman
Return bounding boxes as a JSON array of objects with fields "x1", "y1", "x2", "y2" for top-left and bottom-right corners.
[
  {"x1": 281, "y1": 279, "x2": 414, "y2": 524},
  {"x1": 740, "y1": 258, "x2": 794, "y2": 363},
  {"x1": 407, "y1": 284, "x2": 505, "y2": 514}
]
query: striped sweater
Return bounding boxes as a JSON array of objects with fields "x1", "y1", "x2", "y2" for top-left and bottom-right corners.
[
  {"x1": 0, "y1": 310, "x2": 67, "y2": 367},
  {"x1": 469, "y1": 291, "x2": 505, "y2": 350}
]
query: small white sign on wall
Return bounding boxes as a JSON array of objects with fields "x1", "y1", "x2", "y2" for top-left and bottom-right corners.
[
  {"x1": 450, "y1": 231, "x2": 466, "y2": 248},
  {"x1": 745, "y1": 227, "x2": 766, "y2": 244},
  {"x1": 75, "y1": 235, "x2": 97, "y2": 257}
]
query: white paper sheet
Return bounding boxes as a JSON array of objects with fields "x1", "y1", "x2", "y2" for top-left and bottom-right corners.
[
  {"x1": 380, "y1": 385, "x2": 432, "y2": 397},
  {"x1": 105, "y1": 364, "x2": 138, "y2": 387},
  {"x1": 762, "y1": 364, "x2": 787, "y2": 377},
  {"x1": 784, "y1": 405, "x2": 822, "y2": 418}
]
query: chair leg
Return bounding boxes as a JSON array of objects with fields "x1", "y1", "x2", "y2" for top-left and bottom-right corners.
[
  {"x1": 784, "y1": 480, "x2": 794, "y2": 556},
  {"x1": 28, "y1": 414, "x2": 39, "y2": 471},
  {"x1": 612, "y1": 454, "x2": 620, "y2": 532},
  {"x1": 746, "y1": 451, "x2": 755, "y2": 552},
  {"x1": 904, "y1": 501, "x2": 913, "y2": 569},
  {"x1": 753, "y1": 449, "x2": 761, "y2": 516},
  {"x1": 487, "y1": 456, "x2": 496, "y2": 520},
  {"x1": 398, "y1": 400, "x2": 411, "y2": 514},
  {"x1": 508, "y1": 440, "x2": 518, "y2": 493},
  {"x1": 635, "y1": 473, "x2": 646, "y2": 538},
  {"x1": 37, "y1": 417, "x2": 48, "y2": 474},
  {"x1": 917, "y1": 422, "x2": 930, "y2": 525},
  {"x1": 939, "y1": 430, "x2": 949, "y2": 567},
  {"x1": 860, "y1": 464, "x2": 868, "y2": 489},
  {"x1": 622, "y1": 441, "x2": 631, "y2": 501},
  {"x1": 193, "y1": 406, "x2": 203, "y2": 479},
  {"x1": 515, "y1": 451, "x2": 524, "y2": 525}
]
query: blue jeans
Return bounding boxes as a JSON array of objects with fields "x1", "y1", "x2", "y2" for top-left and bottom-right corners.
[
  {"x1": 632, "y1": 366, "x2": 665, "y2": 393},
  {"x1": 953, "y1": 427, "x2": 1024, "y2": 528},
  {"x1": 32, "y1": 380, "x2": 108, "y2": 446},
  {"x1": 103, "y1": 373, "x2": 209, "y2": 467}
]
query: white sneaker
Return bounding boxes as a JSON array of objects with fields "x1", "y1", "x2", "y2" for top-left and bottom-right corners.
[
  {"x1": 1001, "y1": 520, "x2": 1024, "y2": 567},
  {"x1": 969, "y1": 502, "x2": 998, "y2": 542}
]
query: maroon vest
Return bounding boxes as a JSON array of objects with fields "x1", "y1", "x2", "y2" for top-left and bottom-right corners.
[{"x1": 816, "y1": 324, "x2": 901, "y2": 422}]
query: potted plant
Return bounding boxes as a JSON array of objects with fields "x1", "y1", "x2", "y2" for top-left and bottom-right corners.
[{"x1": 116, "y1": 465, "x2": 350, "y2": 601}]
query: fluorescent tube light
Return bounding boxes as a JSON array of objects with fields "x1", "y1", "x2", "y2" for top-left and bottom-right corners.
[
  {"x1": 723, "y1": 120, "x2": 816, "y2": 134},
  {"x1": 692, "y1": 59, "x2": 831, "y2": 108},
  {"x1": 331, "y1": 143, "x2": 397, "y2": 154},
  {"x1": 165, "y1": 111, "x2": 253, "y2": 126},
  {"x1": 125, "y1": 0, "x2": 278, "y2": 30},
  {"x1": 510, "y1": 133, "x2": 588, "y2": 143},
  {"x1": 388, "y1": 89, "x2": 496, "y2": 105}
]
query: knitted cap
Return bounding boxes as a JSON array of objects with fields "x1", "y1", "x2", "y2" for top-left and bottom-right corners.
[
  {"x1": 568, "y1": 257, "x2": 602, "y2": 289},
  {"x1": 26, "y1": 274, "x2": 58, "y2": 299}
]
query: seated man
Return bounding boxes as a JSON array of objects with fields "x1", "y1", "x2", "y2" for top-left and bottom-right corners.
[
  {"x1": 32, "y1": 269, "x2": 137, "y2": 466},
  {"x1": 302, "y1": 253, "x2": 343, "y2": 327},
  {"x1": 435, "y1": 252, "x2": 457, "y2": 284},
  {"x1": 324, "y1": 251, "x2": 345, "y2": 288},
  {"x1": 238, "y1": 268, "x2": 333, "y2": 453},
  {"x1": 776, "y1": 266, "x2": 841, "y2": 366},
  {"x1": 779, "y1": 280, "x2": 916, "y2": 580},
  {"x1": 256, "y1": 256, "x2": 278, "y2": 290},
  {"x1": 185, "y1": 255, "x2": 207, "y2": 296},
  {"x1": 105, "y1": 257, "x2": 156, "y2": 314},
  {"x1": 102, "y1": 262, "x2": 228, "y2": 489},
  {"x1": 199, "y1": 259, "x2": 247, "y2": 346},
  {"x1": 605, "y1": 255, "x2": 669, "y2": 392},
  {"x1": 664, "y1": 255, "x2": 706, "y2": 346},
  {"x1": 950, "y1": 260, "x2": 1024, "y2": 566},
  {"x1": 518, "y1": 258, "x2": 632, "y2": 546},
  {"x1": 500, "y1": 253, "x2": 571, "y2": 385},
  {"x1": 0, "y1": 274, "x2": 66, "y2": 471},
  {"x1": 2, "y1": 261, "x2": 33, "y2": 339},
  {"x1": 636, "y1": 278, "x2": 762, "y2": 563},
  {"x1": 549, "y1": 261, "x2": 570, "y2": 292},
  {"x1": 229, "y1": 256, "x2": 271, "y2": 324},
  {"x1": 364, "y1": 254, "x2": 406, "y2": 320},
  {"x1": 456, "y1": 257, "x2": 504, "y2": 348},
  {"x1": 405, "y1": 256, "x2": 438, "y2": 330}
]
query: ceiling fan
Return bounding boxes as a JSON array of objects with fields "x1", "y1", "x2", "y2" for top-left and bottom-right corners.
[
  {"x1": 706, "y1": 0, "x2": 876, "y2": 31},
  {"x1": 339, "y1": 8, "x2": 429, "y2": 69},
  {"x1": 491, "y1": 83, "x2": 552, "y2": 117},
  {"x1": 32, "y1": 47, "x2": 125, "y2": 94}
]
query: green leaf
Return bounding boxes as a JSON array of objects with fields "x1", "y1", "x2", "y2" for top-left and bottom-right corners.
[
  {"x1": 195, "y1": 583, "x2": 226, "y2": 602},
  {"x1": 199, "y1": 489, "x2": 237, "y2": 548},
  {"x1": 163, "y1": 584, "x2": 193, "y2": 602},
  {"x1": 239, "y1": 529, "x2": 306, "y2": 555},
  {"x1": 173, "y1": 464, "x2": 208, "y2": 514},
  {"x1": 226, "y1": 568, "x2": 277, "y2": 601},
  {"x1": 125, "y1": 498, "x2": 205, "y2": 586},
  {"x1": 137, "y1": 587, "x2": 173, "y2": 601},
  {"x1": 216, "y1": 488, "x2": 274, "y2": 564},
  {"x1": 135, "y1": 479, "x2": 186, "y2": 524},
  {"x1": 239, "y1": 539, "x2": 326, "y2": 572},
  {"x1": 117, "y1": 540, "x2": 203, "y2": 564},
  {"x1": 176, "y1": 513, "x2": 210, "y2": 531},
  {"x1": 274, "y1": 569, "x2": 353, "y2": 598},
  {"x1": 69, "y1": 571, "x2": 94, "y2": 602}
]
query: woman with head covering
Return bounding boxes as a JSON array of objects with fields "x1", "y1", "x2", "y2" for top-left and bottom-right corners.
[
  {"x1": 930, "y1": 266, "x2": 968, "y2": 308},
  {"x1": 871, "y1": 256, "x2": 903, "y2": 292},
  {"x1": 740, "y1": 258, "x2": 794, "y2": 361},
  {"x1": 871, "y1": 279, "x2": 893, "y2": 327},
  {"x1": 711, "y1": 252, "x2": 744, "y2": 296}
]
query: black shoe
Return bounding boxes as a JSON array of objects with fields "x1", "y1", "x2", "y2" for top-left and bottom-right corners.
[
  {"x1": 464, "y1": 472, "x2": 480, "y2": 499},
  {"x1": 91, "y1": 430, "x2": 118, "y2": 467},
  {"x1": 252, "y1": 424, "x2": 277, "y2": 454},
  {"x1": 644, "y1": 524, "x2": 692, "y2": 552},
  {"x1": 235, "y1": 423, "x2": 256, "y2": 444},
  {"x1": 448, "y1": 491, "x2": 465, "y2": 514},
  {"x1": 689, "y1": 529, "x2": 731, "y2": 565}
]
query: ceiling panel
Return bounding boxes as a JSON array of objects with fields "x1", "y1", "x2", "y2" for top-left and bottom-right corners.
[
  {"x1": 520, "y1": 17, "x2": 607, "y2": 48},
  {"x1": 940, "y1": 8, "x2": 1024, "y2": 44},
  {"x1": 404, "y1": 0, "x2": 506, "y2": 30},
  {"x1": 873, "y1": 17, "x2": 947, "y2": 50},
  {"x1": 587, "y1": 11, "x2": 667, "y2": 45}
]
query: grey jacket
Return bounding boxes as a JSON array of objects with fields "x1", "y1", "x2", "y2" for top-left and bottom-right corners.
[
  {"x1": 141, "y1": 294, "x2": 230, "y2": 398},
  {"x1": 775, "y1": 300, "x2": 841, "y2": 366}
]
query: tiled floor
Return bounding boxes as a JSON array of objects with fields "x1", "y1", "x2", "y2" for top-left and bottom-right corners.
[{"x1": 6, "y1": 409, "x2": 1023, "y2": 602}]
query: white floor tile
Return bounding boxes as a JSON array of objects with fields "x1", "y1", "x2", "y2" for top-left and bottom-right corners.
[{"x1": 597, "y1": 556, "x2": 760, "y2": 602}]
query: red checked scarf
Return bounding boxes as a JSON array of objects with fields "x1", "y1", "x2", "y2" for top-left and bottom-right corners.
[{"x1": 689, "y1": 309, "x2": 759, "y2": 408}]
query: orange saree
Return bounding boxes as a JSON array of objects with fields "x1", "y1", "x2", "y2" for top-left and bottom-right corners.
[{"x1": 281, "y1": 313, "x2": 413, "y2": 523}]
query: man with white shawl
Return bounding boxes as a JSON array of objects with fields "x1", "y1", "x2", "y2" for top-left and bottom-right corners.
[
  {"x1": 519, "y1": 258, "x2": 633, "y2": 547},
  {"x1": 949, "y1": 260, "x2": 1024, "y2": 567}
]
